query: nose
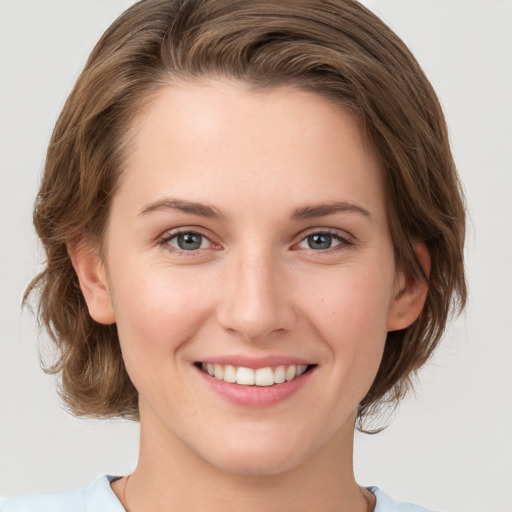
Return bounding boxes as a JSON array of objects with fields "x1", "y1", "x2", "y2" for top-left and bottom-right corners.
[{"x1": 217, "y1": 249, "x2": 297, "y2": 342}]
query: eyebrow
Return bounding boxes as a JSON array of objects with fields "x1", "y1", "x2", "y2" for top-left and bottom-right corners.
[
  {"x1": 139, "y1": 198, "x2": 226, "y2": 220},
  {"x1": 292, "y1": 201, "x2": 372, "y2": 221},
  {"x1": 139, "y1": 197, "x2": 371, "y2": 222}
]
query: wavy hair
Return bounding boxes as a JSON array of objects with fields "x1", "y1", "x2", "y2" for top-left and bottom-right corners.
[{"x1": 26, "y1": 0, "x2": 466, "y2": 429}]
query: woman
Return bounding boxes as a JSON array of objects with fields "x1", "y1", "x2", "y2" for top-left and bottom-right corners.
[{"x1": 0, "y1": 1, "x2": 467, "y2": 510}]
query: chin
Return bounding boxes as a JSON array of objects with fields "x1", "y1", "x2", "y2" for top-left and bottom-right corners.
[
  {"x1": 212, "y1": 452, "x2": 302, "y2": 477},
  {"x1": 198, "y1": 432, "x2": 311, "y2": 477}
]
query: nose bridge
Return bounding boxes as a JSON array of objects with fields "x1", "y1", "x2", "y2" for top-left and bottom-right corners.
[{"x1": 218, "y1": 244, "x2": 295, "y2": 341}]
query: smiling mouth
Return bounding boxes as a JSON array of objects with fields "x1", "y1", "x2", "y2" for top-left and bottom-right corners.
[{"x1": 197, "y1": 363, "x2": 315, "y2": 387}]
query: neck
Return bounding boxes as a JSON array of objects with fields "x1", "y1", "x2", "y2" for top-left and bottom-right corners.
[{"x1": 113, "y1": 406, "x2": 372, "y2": 512}]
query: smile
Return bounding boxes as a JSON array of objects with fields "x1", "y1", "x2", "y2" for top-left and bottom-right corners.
[{"x1": 199, "y1": 363, "x2": 312, "y2": 386}]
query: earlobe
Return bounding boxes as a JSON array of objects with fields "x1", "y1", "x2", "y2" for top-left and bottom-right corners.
[
  {"x1": 387, "y1": 242, "x2": 430, "y2": 332},
  {"x1": 67, "y1": 240, "x2": 116, "y2": 325}
]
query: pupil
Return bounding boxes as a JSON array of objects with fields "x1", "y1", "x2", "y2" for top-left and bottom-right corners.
[
  {"x1": 178, "y1": 233, "x2": 202, "y2": 250},
  {"x1": 308, "y1": 233, "x2": 332, "y2": 250}
]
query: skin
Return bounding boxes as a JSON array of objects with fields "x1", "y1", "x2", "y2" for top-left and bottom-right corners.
[{"x1": 71, "y1": 80, "x2": 428, "y2": 512}]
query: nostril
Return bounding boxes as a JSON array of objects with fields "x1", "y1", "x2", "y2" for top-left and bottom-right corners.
[{"x1": 215, "y1": 258, "x2": 297, "y2": 340}]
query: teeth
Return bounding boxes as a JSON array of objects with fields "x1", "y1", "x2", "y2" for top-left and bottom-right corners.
[
  {"x1": 200, "y1": 363, "x2": 310, "y2": 386},
  {"x1": 297, "y1": 364, "x2": 308, "y2": 376},
  {"x1": 285, "y1": 365, "x2": 297, "y2": 381},
  {"x1": 214, "y1": 364, "x2": 224, "y2": 380},
  {"x1": 254, "y1": 367, "x2": 274, "y2": 386},
  {"x1": 223, "y1": 364, "x2": 237, "y2": 383},
  {"x1": 274, "y1": 365, "x2": 286, "y2": 384},
  {"x1": 236, "y1": 367, "x2": 255, "y2": 385}
]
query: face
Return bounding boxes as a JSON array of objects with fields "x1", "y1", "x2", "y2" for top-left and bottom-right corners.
[{"x1": 77, "y1": 80, "x2": 423, "y2": 475}]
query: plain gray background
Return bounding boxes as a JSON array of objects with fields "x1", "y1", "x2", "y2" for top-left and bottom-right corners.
[{"x1": 1, "y1": 1, "x2": 511, "y2": 511}]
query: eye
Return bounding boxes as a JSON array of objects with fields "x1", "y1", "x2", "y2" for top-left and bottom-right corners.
[
  {"x1": 164, "y1": 231, "x2": 213, "y2": 251},
  {"x1": 305, "y1": 233, "x2": 336, "y2": 250},
  {"x1": 295, "y1": 231, "x2": 353, "y2": 251}
]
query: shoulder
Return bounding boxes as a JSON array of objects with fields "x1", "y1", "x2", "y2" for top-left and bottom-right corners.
[
  {"x1": 0, "y1": 475, "x2": 125, "y2": 512},
  {"x1": 371, "y1": 487, "x2": 441, "y2": 512}
]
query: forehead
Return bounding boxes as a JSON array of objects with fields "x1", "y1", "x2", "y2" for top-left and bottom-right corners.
[{"x1": 117, "y1": 80, "x2": 385, "y2": 221}]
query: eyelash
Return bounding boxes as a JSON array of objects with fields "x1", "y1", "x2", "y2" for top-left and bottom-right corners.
[
  {"x1": 158, "y1": 229, "x2": 219, "y2": 256},
  {"x1": 158, "y1": 228, "x2": 355, "y2": 255},
  {"x1": 292, "y1": 230, "x2": 355, "y2": 253}
]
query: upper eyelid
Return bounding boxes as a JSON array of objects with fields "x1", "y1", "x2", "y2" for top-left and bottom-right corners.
[
  {"x1": 288, "y1": 231, "x2": 355, "y2": 256},
  {"x1": 296, "y1": 227, "x2": 355, "y2": 242},
  {"x1": 158, "y1": 230, "x2": 220, "y2": 256},
  {"x1": 156, "y1": 226, "x2": 355, "y2": 247},
  {"x1": 159, "y1": 226, "x2": 215, "y2": 242}
]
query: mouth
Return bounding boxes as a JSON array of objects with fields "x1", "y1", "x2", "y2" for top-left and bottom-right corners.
[{"x1": 196, "y1": 362, "x2": 316, "y2": 386}]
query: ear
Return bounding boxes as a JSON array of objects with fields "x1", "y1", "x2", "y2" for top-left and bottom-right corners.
[
  {"x1": 387, "y1": 242, "x2": 430, "y2": 332},
  {"x1": 67, "y1": 240, "x2": 116, "y2": 325}
]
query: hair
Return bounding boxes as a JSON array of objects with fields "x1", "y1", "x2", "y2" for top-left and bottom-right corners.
[{"x1": 26, "y1": 0, "x2": 466, "y2": 429}]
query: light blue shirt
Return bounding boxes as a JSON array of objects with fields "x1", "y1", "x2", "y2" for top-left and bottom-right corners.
[{"x1": 0, "y1": 475, "x2": 439, "y2": 511}]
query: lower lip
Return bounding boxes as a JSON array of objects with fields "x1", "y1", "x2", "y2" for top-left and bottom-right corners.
[{"x1": 195, "y1": 366, "x2": 314, "y2": 408}]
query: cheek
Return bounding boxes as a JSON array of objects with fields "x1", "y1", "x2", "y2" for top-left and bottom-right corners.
[
  {"x1": 305, "y1": 261, "x2": 393, "y2": 332},
  {"x1": 301, "y1": 264, "x2": 393, "y2": 385},
  {"x1": 108, "y1": 264, "x2": 219, "y2": 411},
  {"x1": 108, "y1": 261, "x2": 215, "y2": 363}
]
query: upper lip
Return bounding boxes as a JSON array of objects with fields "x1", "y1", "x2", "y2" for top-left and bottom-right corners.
[{"x1": 195, "y1": 355, "x2": 315, "y2": 369}]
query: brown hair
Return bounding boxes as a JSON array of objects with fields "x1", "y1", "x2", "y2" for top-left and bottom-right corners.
[{"x1": 27, "y1": 0, "x2": 466, "y2": 428}]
